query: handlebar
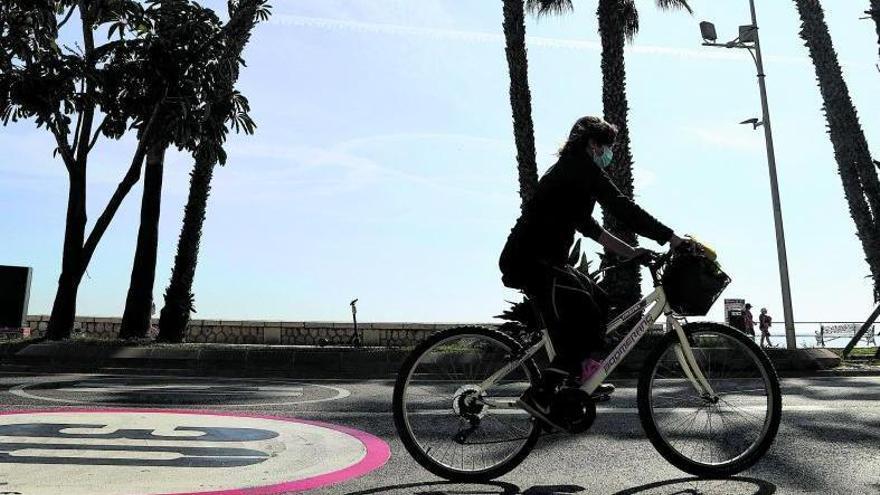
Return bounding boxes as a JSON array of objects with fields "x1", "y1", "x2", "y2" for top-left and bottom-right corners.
[
  {"x1": 591, "y1": 245, "x2": 677, "y2": 287},
  {"x1": 592, "y1": 238, "x2": 709, "y2": 286}
]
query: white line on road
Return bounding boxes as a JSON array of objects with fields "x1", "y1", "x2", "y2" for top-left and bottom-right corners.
[{"x1": 9, "y1": 375, "x2": 349, "y2": 407}]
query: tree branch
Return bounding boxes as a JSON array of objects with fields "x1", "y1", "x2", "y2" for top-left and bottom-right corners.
[
  {"x1": 79, "y1": 100, "x2": 163, "y2": 274},
  {"x1": 70, "y1": 81, "x2": 85, "y2": 152},
  {"x1": 181, "y1": 2, "x2": 261, "y2": 79},
  {"x1": 73, "y1": 1, "x2": 96, "y2": 168},
  {"x1": 57, "y1": 4, "x2": 78, "y2": 30},
  {"x1": 49, "y1": 110, "x2": 76, "y2": 169},
  {"x1": 87, "y1": 115, "x2": 108, "y2": 153}
]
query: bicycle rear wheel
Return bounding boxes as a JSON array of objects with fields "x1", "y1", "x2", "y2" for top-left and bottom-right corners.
[
  {"x1": 638, "y1": 322, "x2": 781, "y2": 477},
  {"x1": 392, "y1": 326, "x2": 541, "y2": 481}
]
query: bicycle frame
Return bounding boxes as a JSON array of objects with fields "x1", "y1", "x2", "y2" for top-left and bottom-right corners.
[{"x1": 479, "y1": 285, "x2": 717, "y2": 409}]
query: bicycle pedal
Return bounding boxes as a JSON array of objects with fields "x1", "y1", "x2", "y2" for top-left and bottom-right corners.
[{"x1": 590, "y1": 393, "x2": 611, "y2": 403}]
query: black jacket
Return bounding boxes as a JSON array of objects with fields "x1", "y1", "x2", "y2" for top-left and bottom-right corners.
[{"x1": 500, "y1": 149, "x2": 673, "y2": 279}]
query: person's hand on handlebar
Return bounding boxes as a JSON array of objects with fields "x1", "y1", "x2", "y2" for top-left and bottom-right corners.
[
  {"x1": 628, "y1": 247, "x2": 659, "y2": 266},
  {"x1": 668, "y1": 233, "x2": 685, "y2": 249},
  {"x1": 598, "y1": 229, "x2": 663, "y2": 265}
]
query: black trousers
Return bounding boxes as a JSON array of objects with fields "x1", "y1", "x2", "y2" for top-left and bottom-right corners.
[{"x1": 502, "y1": 257, "x2": 609, "y2": 375}]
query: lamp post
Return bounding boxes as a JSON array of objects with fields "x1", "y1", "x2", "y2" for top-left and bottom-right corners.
[{"x1": 700, "y1": 0, "x2": 797, "y2": 350}]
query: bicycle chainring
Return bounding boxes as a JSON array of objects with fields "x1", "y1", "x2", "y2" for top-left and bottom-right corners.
[{"x1": 551, "y1": 387, "x2": 597, "y2": 434}]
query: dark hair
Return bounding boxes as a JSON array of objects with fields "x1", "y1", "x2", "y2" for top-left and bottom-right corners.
[{"x1": 559, "y1": 116, "x2": 618, "y2": 156}]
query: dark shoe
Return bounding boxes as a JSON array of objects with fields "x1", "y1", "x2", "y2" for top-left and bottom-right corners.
[{"x1": 517, "y1": 387, "x2": 567, "y2": 432}]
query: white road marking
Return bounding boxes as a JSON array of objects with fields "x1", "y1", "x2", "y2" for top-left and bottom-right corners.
[
  {"x1": 56, "y1": 386, "x2": 304, "y2": 396},
  {"x1": 9, "y1": 374, "x2": 349, "y2": 406},
  {"x1": 0, "y1": 410, "x2": 382, "y2": 495}
]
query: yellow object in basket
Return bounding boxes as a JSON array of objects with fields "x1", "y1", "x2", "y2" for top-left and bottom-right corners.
[{"x1": 686, "y1": 234, "x2": 717, "y2": 261}]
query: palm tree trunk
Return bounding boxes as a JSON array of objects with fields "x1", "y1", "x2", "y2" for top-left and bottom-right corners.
[
  {"x1": 46, "y1": 167, "x2": 87, "y2": 340},
  {"x1": 157, "y1": 149, "x2": 214, "y2": 343},
  {"x1": 597, "y1": 0, "x2": 642, "y2": 314},
  {"x1": 502, "y1": 0, "x2": 539, "y2": 207},
  {"x1": 795, "y1": 0, "x2": 880, "y2": 299},
  {"x1": 157, "y1": 0, "x2": 263, "y2": 343},
  {"x1": 119, "y1": 145, "x2": 166, "y2": 339}
]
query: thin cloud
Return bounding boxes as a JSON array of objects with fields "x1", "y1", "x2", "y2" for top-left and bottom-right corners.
[
  {"x1": 224, "y1": 141, "x2": 383, "y2": 197},
  {"x1": 338, "y1": 132, "x2": 510, "y2": 152},
  {"x1": 225, "y1": 137, "x2": 509, "y2": 201},
  {"x1": 270, "y1": 14, "x2": 809, "y2": 65},
  {"x1": 685, "y1": 125, "x2": 763, "y2": 152}
]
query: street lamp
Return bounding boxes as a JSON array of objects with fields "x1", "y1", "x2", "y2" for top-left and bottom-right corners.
[{"x1": 700, "y1": 0, "x2": 797, "y2": 350}]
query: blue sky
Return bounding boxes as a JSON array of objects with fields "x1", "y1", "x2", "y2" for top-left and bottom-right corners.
[{"x1": 3, "y1": 1, "x2": 879, "y2": 326}]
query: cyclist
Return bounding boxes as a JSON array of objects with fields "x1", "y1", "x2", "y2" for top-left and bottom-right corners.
[{"x1": 499, "y1": 116, "x2": 684, "y2": 428}]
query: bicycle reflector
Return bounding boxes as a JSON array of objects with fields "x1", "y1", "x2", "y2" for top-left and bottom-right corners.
[{"x1": 662, "y1": 244, "x2": 731, "y2": 316}]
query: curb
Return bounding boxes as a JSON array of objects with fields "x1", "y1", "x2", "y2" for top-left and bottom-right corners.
[
  {"x1": 4, "y1": 342, "x2": 411, "y2": 378},
  {"x1": 3, "y1": 340, "x2": 875, "y2": 379},
  {"x1": 799, "y1": 368, "x2": 880, "y2": 377}
]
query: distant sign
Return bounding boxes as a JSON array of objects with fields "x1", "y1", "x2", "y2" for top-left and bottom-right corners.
[
  {"x1": 724, "y1": 298, "x2": 745, "y2": 326},
  {"x1": 0, "y1": 409, "x2": 390, "y2": 495},
  {"x1": 0, "y1": 265, "x2": 32, "y2": 328},
  {"x1": 821, "y1": 323, "x2": 858, "y2": 335}
]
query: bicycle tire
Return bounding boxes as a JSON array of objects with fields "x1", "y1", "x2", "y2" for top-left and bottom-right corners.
[
  {"x1": 392, "y1": 326, "x2": 542, "y2": 481},
  {"x1": 637, "y1": 322, "x2": 782, "y2": 477}
]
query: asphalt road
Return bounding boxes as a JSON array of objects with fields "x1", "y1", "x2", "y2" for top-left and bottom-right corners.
[{"x1": 0, "y1": 371, "x2": 877, "y2": 495}]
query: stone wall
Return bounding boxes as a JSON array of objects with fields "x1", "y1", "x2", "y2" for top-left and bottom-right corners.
[
  {"x1": 23, "y1": 316, "x2": 670, "y2": 348},
  {"x1": 23, "y1": 316, "x2": 487, "y2": 347}
]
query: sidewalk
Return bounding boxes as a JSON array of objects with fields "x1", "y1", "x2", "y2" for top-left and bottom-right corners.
[
  {"x1": 2, "y1": 339, "x2": 409, "y2": 378},
  {"x1": 2, "y1": 338, "x2": 874, "y2": 378}
]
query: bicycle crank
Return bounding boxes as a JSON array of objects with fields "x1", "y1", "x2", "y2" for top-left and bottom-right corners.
[{"x1": 551, "y1": 388, "x2": 597, "y2": 434}]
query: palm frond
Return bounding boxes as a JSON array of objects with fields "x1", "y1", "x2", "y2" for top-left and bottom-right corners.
[
  {"x1": 577, "y1": 252, "x2": 593, "y2": 275},
  {"x1": 621, "y1": 0, "x2": 639, "y2": 41},
  {"x1": 568, "y1": 237, "x2": 583, "y2": 266},
  {"x1": 656, "y1": 0, "x2": 693, "y2": 15},
  {"x1": 495, "y1": 298, "x2": 538, "y2": 329},
  {"x1": 526, "y1": 0, "x2": 573, "y2": 16}
]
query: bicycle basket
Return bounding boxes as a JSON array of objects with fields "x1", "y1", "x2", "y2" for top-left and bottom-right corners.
[{"x1": 661, "y1": 247, "x2": 731, "y2": 316}]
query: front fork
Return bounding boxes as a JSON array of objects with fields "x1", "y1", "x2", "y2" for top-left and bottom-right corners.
[{"x1": 668, "y1": 314, "x2": 717, "y2": 399}]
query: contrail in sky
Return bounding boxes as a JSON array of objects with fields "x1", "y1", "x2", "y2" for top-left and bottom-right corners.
[{"x1": 270, "y1": 14, "x2": 809, "y2": 65}]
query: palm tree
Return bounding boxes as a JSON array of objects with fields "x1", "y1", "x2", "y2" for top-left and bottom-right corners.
[
  {"x1": 158, "y1": 0, "x2": 268, "y2": 343},
  {"x1": 528, "y1": 0, "x2": 690, "y2": 315},
  {"x1": 503, "y1": 0, "x2": 539, "y2": 207},
  {"x1": 120, "y1": 0, "x2": 268, "y2": 340},
  {"x1": 794, "y1": 0, "x2": 880, "y2": 299},
  {"x1": 157, "y1": 146, "x2": 214, "y2": 342}
]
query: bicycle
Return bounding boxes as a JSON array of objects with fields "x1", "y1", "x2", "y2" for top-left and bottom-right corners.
[{"x1": 392, "y1": 245, "x2": 782, "y2": 481}]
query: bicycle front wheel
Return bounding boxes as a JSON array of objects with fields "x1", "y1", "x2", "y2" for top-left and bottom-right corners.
[
  {"x1": 392, "y1": 326, "x2": 541, "y2": 481},
  {"x1": 638, "y1": 322, "x2": 782, "y2": 477}
]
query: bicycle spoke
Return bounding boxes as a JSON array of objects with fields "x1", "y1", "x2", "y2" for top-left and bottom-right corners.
[
  {"x1": 398, "y1": 331, "x2": 537, "y2": 475},
  {"x1": 648, "y1": 328, "x2": 775, "y2": 470}
]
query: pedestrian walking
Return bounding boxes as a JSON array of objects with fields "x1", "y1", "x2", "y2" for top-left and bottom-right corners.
[
  {"x1": 759, "y1": 308, "x2": 772, "y2": 347},
  {"x1": 742, "y1": 303, "x2": 756, "y2": 339}
]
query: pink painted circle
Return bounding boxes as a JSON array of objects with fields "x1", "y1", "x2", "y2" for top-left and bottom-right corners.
[{"x1": 0, "y1": 408, "x2": 391, "y2": 495}]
